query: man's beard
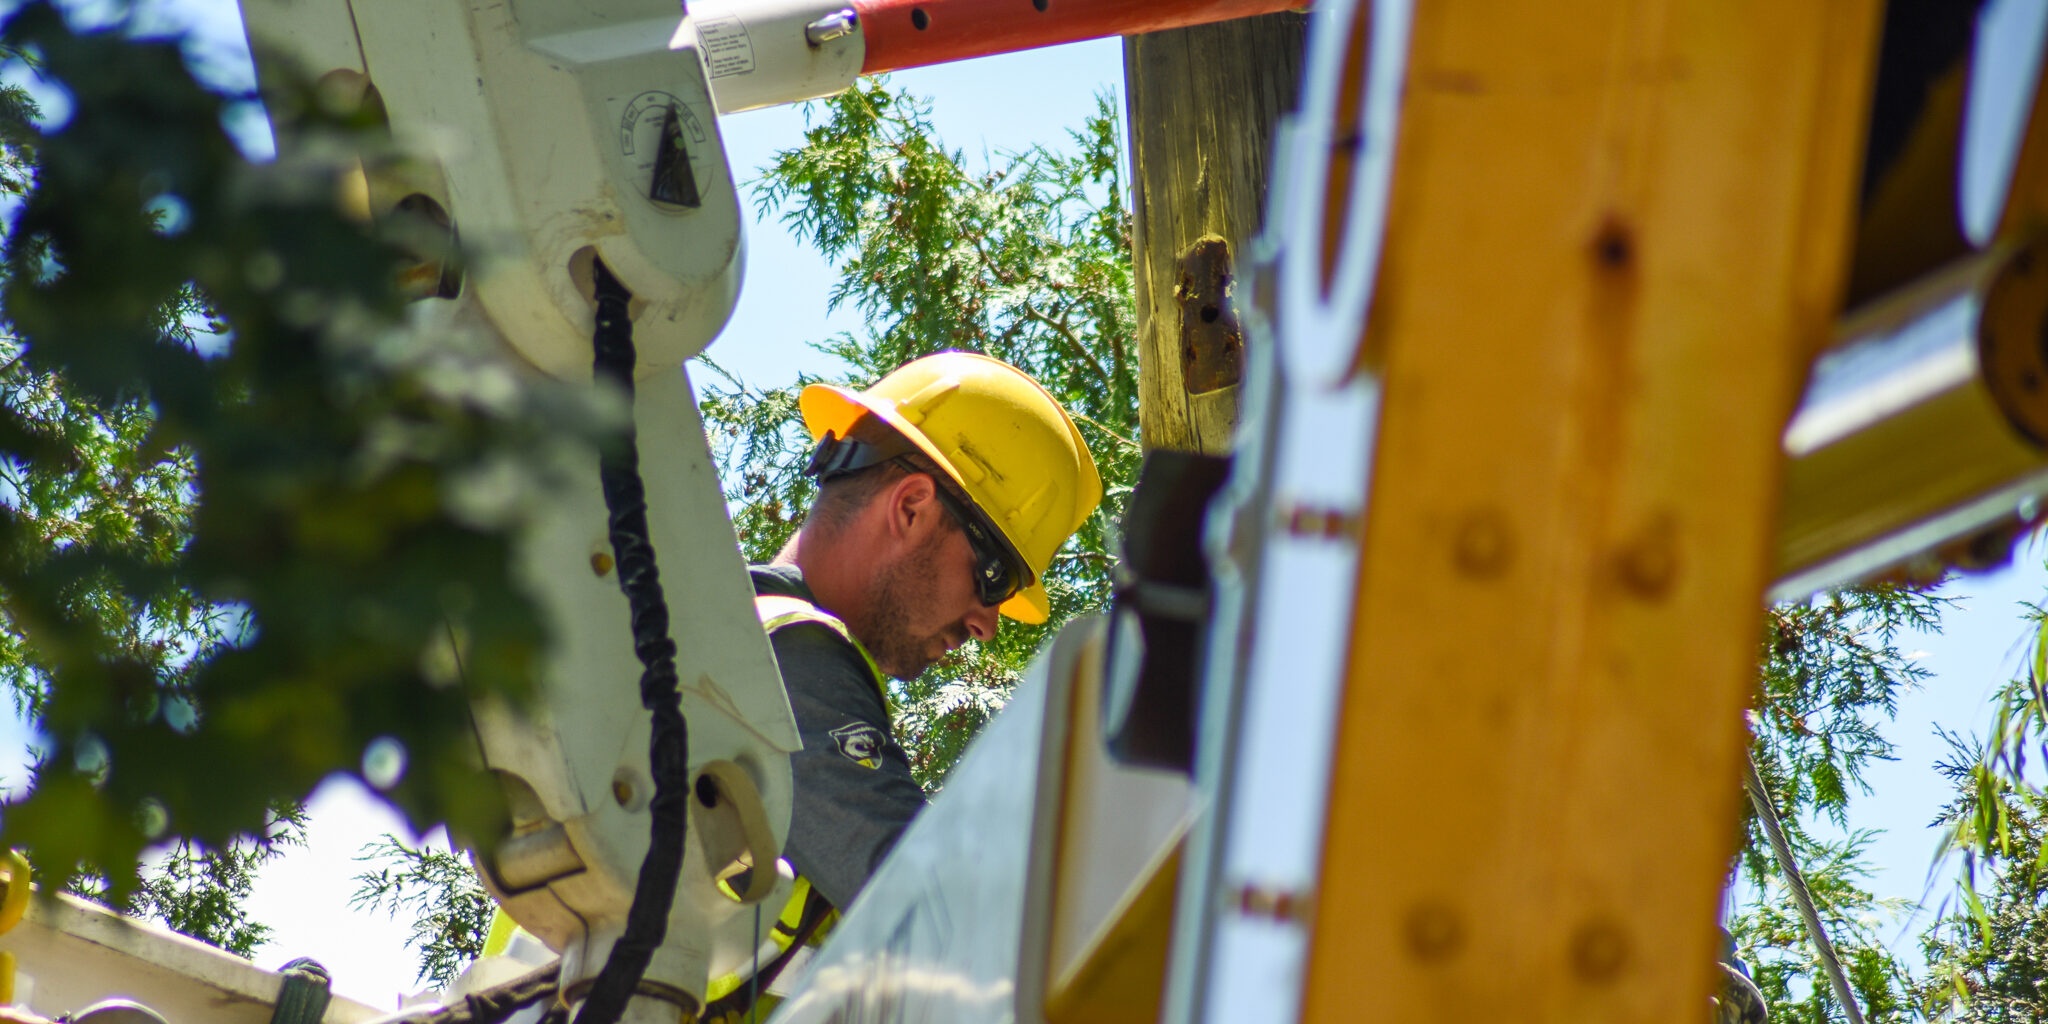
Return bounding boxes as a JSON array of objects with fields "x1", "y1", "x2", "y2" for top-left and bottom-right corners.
[{"x1": 853, "y1": 528, "x2": 959, "y2": 680}]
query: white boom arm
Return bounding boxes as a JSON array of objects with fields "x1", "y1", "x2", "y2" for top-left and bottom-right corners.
[{"x1": 238, "y1": 3, "x2": 801, "y2": 1021}]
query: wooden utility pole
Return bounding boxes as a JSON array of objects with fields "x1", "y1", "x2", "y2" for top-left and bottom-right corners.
[{"x1": 1124, "y1": 12, "x2": 1308, "y2": 454}]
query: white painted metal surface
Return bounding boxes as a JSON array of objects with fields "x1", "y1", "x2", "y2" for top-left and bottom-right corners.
[
  {"x1": 230, "y1": 4, "x2": 804, "y2": 1016},
  {"x1": 1044, "y1": 659, "x2": 1192, "y2": 995},
  {"x1": 3, "y1": 891, "x2": 382, "y2": 1023},
  {"x1": 769, "y1": 623, "x2": 1099, "y2": 1024},
  {"x1": 1273, "y1": 0, "x2": 1411, "y2": 391},
  {"x1": 240, "y1": 0, "x2": 747, "y2": 381},
  {"x1": 471, "y1": 354, "x2": 804, "y2": 1014},
  {"x1": 388, "y1": 290, "x2": 803, "y2": 1015},
  {"x1": 685, "y1": 0, "x2": 865, "y2": 114}
]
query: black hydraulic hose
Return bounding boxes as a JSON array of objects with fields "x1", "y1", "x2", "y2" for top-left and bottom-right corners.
[{"x1": 573, "y1": 259, "x2": 693, "y2": 1024}]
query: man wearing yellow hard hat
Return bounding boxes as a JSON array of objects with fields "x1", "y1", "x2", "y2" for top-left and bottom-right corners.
[{"x1": 707, "y1": 351, "x2": 1100, "y2": 1011}]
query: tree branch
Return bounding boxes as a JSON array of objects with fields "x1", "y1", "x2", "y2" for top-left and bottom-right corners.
[
  {"x1": 1022, "y1": 301, "x2": 1111, "y2": 388},
  {"x1": 1070, "y1": 410, "x2": 1138, "y2": 451},
  {"x1": 966, "y1": 232, "x2": 1019, "y2": 288}
]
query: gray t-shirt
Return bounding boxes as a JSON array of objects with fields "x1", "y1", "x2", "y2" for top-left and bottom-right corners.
[{"x1": 750, "y1": 564, "x2": 927, "y2": 910}]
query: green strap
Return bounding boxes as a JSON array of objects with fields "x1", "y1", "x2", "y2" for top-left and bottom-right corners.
[{"x1": 268, "y1": 958, "x2": 332, "y2": 1024}]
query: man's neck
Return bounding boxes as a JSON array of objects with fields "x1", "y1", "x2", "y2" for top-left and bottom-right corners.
[{"x1": 775, "y1": 525, "x2": 855, "y2": 618}]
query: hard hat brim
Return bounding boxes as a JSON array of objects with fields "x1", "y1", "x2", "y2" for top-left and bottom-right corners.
[
  {"x1": 802, "y1": 381, "x2": 1051, "y2": 625},
  {"x1": 1002, "y1": 583, "x2": 1050, "y2": 625}
]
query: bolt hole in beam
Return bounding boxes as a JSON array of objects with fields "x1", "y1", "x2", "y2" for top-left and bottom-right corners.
[
  {"x1": 1033, "y1": 0, "x2": 1048, "y2": 11},
  {"x1": 911, "y1": 7, "x2": 928, "y2": 30},
  {"x1": 1592, "y1": 218, "x2": 1633, "y2": 269}
]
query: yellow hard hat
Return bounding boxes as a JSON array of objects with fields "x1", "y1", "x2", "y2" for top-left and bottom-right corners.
[{"x1": 800, "y1": 352, "x2": 1102, "y2": 624}]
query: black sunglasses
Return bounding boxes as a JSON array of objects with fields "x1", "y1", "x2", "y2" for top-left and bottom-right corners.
[{"x1": 899, "y1": 458, "x2": 1030, "y2": 608}]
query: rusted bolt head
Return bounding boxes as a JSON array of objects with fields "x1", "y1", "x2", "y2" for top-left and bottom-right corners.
[
  {"x1": 1617, "y1": 516, "x2": 1679, "y2": 599},
  {"x1": 1404, "y1": 901, "x2": 1465, "y2": 962},
  {"x1": 1570, "y1": 918, "x2": 1629, "y2": 982},
  {"x1": 1452, "y1": 508, "x2": 1513, "y2": 578},
  {"x1": 591, "y1": 551, "x2": 615, "y2": 577}
]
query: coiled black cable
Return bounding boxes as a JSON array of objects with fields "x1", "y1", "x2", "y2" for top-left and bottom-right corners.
[{"x1": 573, "y1": 258, "x2": 692, "y2": 1024}]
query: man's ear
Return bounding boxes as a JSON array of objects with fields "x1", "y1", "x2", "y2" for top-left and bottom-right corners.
[{"x1": 885, "y1": 471, "x2": 940, "y2": 540}]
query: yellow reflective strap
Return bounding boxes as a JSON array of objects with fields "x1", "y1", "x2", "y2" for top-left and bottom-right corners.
[
  {"x1": 707, "y1": 968, "x2": 744, "y2": 1003},
  {"x1": 0, "y1": 851, "x2": 30, "y2": 936},
  {"x1": 702, "y1": 995, "x2": 782, "y2": 1024},
  {"x1": 716, "y1": 878, "x2": 742, "y2": 904},
  {"x1": 778, "y1": 877, "x2": 812, "y2": 933},
  {"x1": 481, "y1": 907, "x2": 517, "y2": 958},
  {"x1": 704, "y1": 877, "x2": 830, "y2": 1006},
  {"x1": 753, "y1": 593, "x2": 891, "y2": 712},
  {"x1": 780, "y1": 876, "x2": 840, "y2": 947},
  {"x1": 755, "y1": 593, "x2": 827, "y2": 628}
]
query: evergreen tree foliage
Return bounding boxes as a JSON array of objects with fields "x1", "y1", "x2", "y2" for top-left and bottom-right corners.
[
  {"x1": 1732, "y1": 586, "x2": 1948, "y2": 1022},
  {"x1": 1917, "y1": 726, "x2": 2048, "y2": 1021},
  {"x1": 0, "y1": 33, "x2": 312, "y2": 953},
  {"x1": 1917, "y1": 613, "x2": 2048, "y2": 1021},
  {"x1": 699, "y1": 81, "x2": 1140, "y2": 787},
  {"x1": 111, "y1": 803, "x2": 308, "y2": 958},
  {"x1": 352, "y1": 834, "x2": 495, "y2": 988}
]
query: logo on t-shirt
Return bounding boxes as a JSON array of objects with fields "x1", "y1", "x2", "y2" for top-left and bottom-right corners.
[{"x1": 829, "y1": 722, "x2": 885, "y2": 770}]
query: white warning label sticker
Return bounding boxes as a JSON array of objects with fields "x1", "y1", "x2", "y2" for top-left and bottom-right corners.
[{"x1": 696, "y1": 16, "x2": 755, "y2": 79}]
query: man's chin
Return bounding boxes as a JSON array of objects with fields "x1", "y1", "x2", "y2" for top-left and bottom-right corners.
[
  {"x1": 887, "y1": 657, "x2": 937, "y2": 681},
  {"x1": 875, "y1": 646, "x2": 945, "y2": 681}
]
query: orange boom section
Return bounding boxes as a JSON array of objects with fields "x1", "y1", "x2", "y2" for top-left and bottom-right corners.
[{"x1": 851, "y1": 0, "x2": 1304, "y2": 74}]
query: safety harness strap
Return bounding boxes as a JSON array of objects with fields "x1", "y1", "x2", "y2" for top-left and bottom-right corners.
[
  {"x1": 753, "y1": 593, "x2": 890, "y2": 710},
  {"x1": 689, "y1": 591, "x2": 883, "y2": 1021},
  {"x1": 699, "y1": 882, "x2": 835, "y2": 1023}
]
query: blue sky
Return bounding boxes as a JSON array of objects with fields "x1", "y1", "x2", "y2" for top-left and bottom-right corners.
[
  {"x1": 1826, "y1": 546, "x2": 2048, "y2": 956},
  {"x1": 0, "y1": 0, "x2": 2044, "y2": 1007}
]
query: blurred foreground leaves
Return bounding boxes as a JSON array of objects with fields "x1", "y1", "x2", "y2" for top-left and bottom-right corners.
[{"x1": 0, "y1": 3, "x2": 592, "y2": 906}]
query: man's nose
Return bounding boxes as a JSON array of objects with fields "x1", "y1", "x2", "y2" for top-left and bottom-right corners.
[{"x1": 963, "y1": 602, "x2": 1000, "y2": 643}]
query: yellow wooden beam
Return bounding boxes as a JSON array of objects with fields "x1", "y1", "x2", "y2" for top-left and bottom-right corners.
[
  {"x1": 1041, "y1": 619, "x2": 1191, "y2": 1024},
  {"x1": 1300, "y1": 2, "x2": 1882, "y2": 1021}
]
